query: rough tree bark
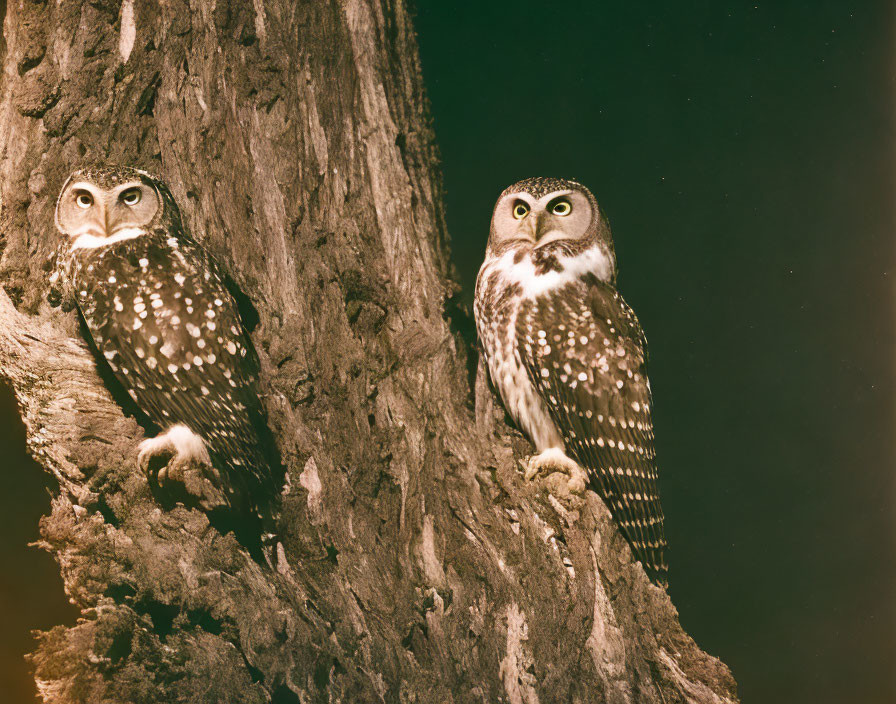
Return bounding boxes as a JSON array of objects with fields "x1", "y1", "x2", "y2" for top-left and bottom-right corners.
[{"x1": 0, "y1": 1, "x2": 739, "y2": 702}]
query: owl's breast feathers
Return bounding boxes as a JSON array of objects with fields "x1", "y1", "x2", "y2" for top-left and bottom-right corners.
[{"x1": 68, "y1": 232, "x2": 271, "y2": 504}]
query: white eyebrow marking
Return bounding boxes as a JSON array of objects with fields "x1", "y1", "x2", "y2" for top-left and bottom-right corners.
[
  {"x1": 534, "y1": 189, "x2": 574, "y2": 206},
  {"x1": 66, "y1": 181, "x2": 101, "y2": 193}
]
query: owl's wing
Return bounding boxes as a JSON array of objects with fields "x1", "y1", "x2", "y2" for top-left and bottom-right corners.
[{"x1": 517, "y1": 277, "x2": 668, "y2": 583}]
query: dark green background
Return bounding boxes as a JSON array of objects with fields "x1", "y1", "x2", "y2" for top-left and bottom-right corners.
[
  {"x1": 414, "y1": 1, "x2": 894, "y2": 703},
  {"x1": 1, "y1": 2, "x2": 893, "y2": 702}
]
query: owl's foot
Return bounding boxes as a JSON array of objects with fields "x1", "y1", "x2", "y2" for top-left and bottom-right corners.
[
  {"x1": 523, "y1": 448, "x2": 587, "y2": 494},
  {"x1": 137, "y1": 424, "x2": 212, "y2": 481},
  {"x1": 137, "y1": 425, "x2": 226, "y2": 509}
]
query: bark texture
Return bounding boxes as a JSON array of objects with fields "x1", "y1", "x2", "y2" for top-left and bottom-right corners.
[{"x1": 0, "y1": 1, "x2": 739, "y2": 702}]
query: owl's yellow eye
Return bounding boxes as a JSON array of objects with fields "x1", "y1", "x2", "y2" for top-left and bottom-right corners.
[
  {"x1": 550, "y1": 199, "x2": 571, "y2": 216},
  {"x1": 512, "y1": 202, "x2": 530, "y2": 220},
  {"x1": 121, "y1": 188, "x2": 142, "y2": 206},
  {"x1": 75, "y1": 192, "x2": 93, "y2": 208}
]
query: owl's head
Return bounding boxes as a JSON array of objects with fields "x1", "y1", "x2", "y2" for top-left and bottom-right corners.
[
  {"x1": 487, "y1": 177, "x2": 616, "y2": 281},
  {"x1": 55, "y1": 166, "x2": 178, "y2": 250}
]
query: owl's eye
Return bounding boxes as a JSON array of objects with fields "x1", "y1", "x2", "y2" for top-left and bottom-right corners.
[
  {"x1": 121, "y1": 188, "x2": 142, "y2": 206},
  {"x1": 512, "y1": 202, "x2": 530, "y2": 220},
  {"x1": 550, "y1": 199, "x2": 572, "y2": 216},
  {"x1": 75, "y1": 192, "x2": 93, "y2": 208}
]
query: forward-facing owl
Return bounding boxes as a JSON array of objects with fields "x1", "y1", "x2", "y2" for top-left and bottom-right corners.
[
  {"x1": 474, "y1": 177, "x2": 667, "y2": 585},
  {"x1": 52, "y1": 165, "x2": 275, "y2": 531}
]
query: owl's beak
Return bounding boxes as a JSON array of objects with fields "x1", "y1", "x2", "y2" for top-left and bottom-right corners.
[
  {"x1": 105, "y1": 202, "x2": 128, "y2": 235},
  {"x1": 77, "y1": 202, "x2": 109, "y2": 239},
  {"x1": 533, "y1": 211, "x2": 549, "y2": 243}
]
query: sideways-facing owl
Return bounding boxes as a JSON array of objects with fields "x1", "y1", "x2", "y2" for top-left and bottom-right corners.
[
  {"x1": 474, "y1": 177, "x2": 668, "y2": 585},
  {"x1": 52, "y1": 165, "x2": 276, "y2": 531}
]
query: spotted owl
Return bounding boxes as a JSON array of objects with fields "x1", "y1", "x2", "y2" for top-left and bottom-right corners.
[
  {"x1": 474, "y1": 177, "x2": 668, "y2": 585},
  {"x1": 52, "y1": 165, "x2": 275, "y2": 529}
]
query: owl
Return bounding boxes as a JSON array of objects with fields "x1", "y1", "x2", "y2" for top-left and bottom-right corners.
[
  {"x1": 52, "y1": 165, "x2": 275, "y2": 530},
  {"x1": 474, "y1": 177, "x2": 668, "y2": 585}
]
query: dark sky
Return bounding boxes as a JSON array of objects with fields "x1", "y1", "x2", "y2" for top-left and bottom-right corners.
[
  {"x1": 414, "y1": 2, "x2": 895, "y2": 703},
  {"x1": 1, "y1": 2, "x2": 893, "y2": 703}
]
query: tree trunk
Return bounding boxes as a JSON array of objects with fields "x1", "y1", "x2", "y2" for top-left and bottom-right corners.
[{"x1": 0, "y1": 1, "x2": 739, "y2": 702}]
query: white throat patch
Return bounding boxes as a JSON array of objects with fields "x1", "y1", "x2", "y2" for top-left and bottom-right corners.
[
  {"x1": 70, "y1": 227, "x2": 147, "y2": 251},
  {"x1": 490, "y1": 245, "x2": 614, "y2": 299}
]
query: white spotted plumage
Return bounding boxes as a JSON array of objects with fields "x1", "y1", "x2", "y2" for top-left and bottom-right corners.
[{"x1": 475, "y1": 177, "x2": 668, "y2": 585}]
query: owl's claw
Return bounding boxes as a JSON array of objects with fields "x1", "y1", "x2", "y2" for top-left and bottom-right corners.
[
  {"x1": 137, "y1": 425, "x2": 228, "y2": 510},
  {"x1": 137, "y1": 422, "x2": 222, "y2": 482},
  {"x1": 523, "y1": 448, "x2": 587, "y2": 494},
  {"x1": 138, "y1": 425, "x2": 206, "y2": 479},
  {"x1": 137, "y1": 436, "x2": 171, "y2": 480}
]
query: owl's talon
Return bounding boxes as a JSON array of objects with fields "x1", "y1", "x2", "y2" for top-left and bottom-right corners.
[
  {"x1": 137, "y1": 439, "x2": 170, "y2": 478},
  {"x1": 566, "y1": 471, "x2": 587, "y2": 494},
  {"x1": 137, "y1": 425, "x2": 228, "y2": 510},
  {"x1": 525, "y1": 448, "x2": 587, "y2": 494},
  {"x1": 137, "y1": 424, "x2": 211, "y2": 485}
]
